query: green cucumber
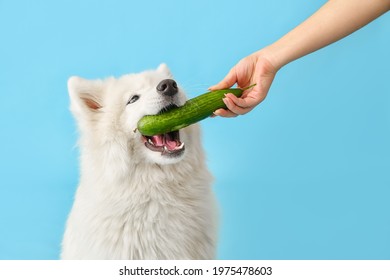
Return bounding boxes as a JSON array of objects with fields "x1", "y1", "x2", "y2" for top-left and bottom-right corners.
[{"x1": 137, "y1": 84, "x2": 256, "y2": 136}]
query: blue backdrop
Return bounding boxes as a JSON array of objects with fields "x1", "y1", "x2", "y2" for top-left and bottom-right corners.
[{"x1": 0, "y1": 0, "x2": 389, "y2": 260}]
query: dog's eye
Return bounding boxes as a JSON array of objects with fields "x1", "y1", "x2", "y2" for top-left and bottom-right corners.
[{"x1": 127, "y1": 95, "x2": 140, "y2": 105}]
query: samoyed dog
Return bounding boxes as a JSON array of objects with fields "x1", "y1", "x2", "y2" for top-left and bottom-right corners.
[{"x1": 61, "y1": 64, "x2": 217, "y2": 259}]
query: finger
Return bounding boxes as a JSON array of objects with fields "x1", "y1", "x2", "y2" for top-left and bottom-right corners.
[
  {"x1": 223, "y1": 96, "x2": 251, "y2": 115},
  {"x1": 213, "y1": 108, "x2": 238, "y2": 118},
  {"x1": 224, "y1": 92, "x2": 261, "y2": 109},
  {"x1": 208, "y1": 67, "x2": 237, "y2": 90}
]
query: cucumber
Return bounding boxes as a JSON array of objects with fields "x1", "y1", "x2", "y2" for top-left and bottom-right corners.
[{"x1": 137, "y1": 84, "x2": 255, "y2": 136}]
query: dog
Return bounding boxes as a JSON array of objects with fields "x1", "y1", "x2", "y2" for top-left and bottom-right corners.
[{"x1": 61, "y1": 64, "x2": 218, "y2": 259}]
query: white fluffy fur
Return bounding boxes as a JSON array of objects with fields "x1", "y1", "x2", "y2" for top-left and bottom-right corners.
[{"x1": 61, "y1": 64, "x2": 217, "y2": 259}]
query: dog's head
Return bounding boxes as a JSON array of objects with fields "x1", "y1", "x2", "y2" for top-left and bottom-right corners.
[{"x1": 68, "y1": 64, "x2": 195, "y2": 165}]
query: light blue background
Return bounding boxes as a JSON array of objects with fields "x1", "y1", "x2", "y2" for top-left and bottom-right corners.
[{"x1": 0, "y1": 0, "x2": 389, "y2": 260}]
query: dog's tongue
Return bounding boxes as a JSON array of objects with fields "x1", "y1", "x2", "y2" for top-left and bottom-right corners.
[
  {"x1": 165, "y1": 139, "x2": 177, "y2": 150},
  {"x1": 150, "y1": 135, "x2": 164, "y2": 146},
  {"x1": 150, "y1": 134, "x2": 178, "y2": 151},
  {"x1": 165, "y1": 133, "x2": 179, "y2": 151}
]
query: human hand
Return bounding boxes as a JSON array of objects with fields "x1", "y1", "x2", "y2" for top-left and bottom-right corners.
[{"x1": 209, "y1": 51, "x2": 277, "y2": 117}]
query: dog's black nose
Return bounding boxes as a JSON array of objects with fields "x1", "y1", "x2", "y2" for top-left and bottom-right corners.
[{"x1": 156, "y1": 79, "x2": 178, "y2": 96}]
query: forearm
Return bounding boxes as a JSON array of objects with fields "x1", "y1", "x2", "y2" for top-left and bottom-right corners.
[{"x1": 263, "y1": 0, "x2": 390, "y2": 70}]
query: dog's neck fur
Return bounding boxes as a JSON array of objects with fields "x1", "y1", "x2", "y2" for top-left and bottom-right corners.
[{"x1": 76, "y1": 130, "x2": 211, "y2": 194}]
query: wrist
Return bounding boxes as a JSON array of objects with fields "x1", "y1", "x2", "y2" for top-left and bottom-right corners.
[
  {"x1": 256, "y1": 42, "x2": 291, "y2": 71},
  {"x1": 252, "y1": 47, "x2": 280, "y2": 74}
]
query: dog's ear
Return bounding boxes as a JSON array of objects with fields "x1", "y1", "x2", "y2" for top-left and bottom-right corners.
[
  {"x1": 157, "y1": 63, "x2": 173, "y2": 78},
  {"x1": 67, "y1": 76, "x2": 104, "y2": 122},
  {"x1": 68, "y1": 76, "x2": 103, "y2": 110}
]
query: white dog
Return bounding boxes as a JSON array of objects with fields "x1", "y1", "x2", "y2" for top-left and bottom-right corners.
[{"x1": 61, "y1": 64, "x2": 217, "y2": 259}]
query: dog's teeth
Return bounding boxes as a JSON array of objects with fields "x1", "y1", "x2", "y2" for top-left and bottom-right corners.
[
  {"x1": 177, "y1": 142, "x2": 184, "y2": 149},
  {"x1": 163, "y1": 146, "x2": 168, "y2": 153},
  {"x1": 148, "y1": 139, "x2": 154, "y2": 145}
]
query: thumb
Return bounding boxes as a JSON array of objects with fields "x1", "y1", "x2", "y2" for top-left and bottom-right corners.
[{"x1": 208, "y1": 67, "x2": 237, "y2": 90}]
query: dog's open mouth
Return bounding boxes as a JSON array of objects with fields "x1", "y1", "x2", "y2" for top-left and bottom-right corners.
[
  {"x1": 142, "y1": 131, "x2": 185, "y2": 156},
  {"x1": 141, "y1": 104, "x2": 185, "y2": 157}
]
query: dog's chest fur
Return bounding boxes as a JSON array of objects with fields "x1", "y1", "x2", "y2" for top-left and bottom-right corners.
[{"x1": 62, "y1": 154, "x2": 216, "y2": 259}]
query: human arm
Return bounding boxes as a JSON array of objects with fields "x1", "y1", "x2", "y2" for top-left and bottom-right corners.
[{"x1": 210, "y1": 0, "x2": 390, "y2": 117}]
